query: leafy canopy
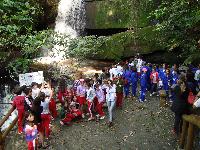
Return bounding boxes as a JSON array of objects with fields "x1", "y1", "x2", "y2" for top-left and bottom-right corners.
[{"x1": 150, "y1": 0, "x2": 200, "y2": 64}]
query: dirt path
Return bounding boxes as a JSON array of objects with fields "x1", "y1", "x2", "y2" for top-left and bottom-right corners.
[{"x1": 5, "y1": 94, "x2": 181, "y2": 150}]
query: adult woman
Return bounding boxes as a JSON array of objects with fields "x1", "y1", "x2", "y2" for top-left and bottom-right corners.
[
  {"x1": 106, "y1": 80, "x2": 116, "y2": 127},
  {"x1": 171, "y1": 78, "x2": 189, "y2": 136}
]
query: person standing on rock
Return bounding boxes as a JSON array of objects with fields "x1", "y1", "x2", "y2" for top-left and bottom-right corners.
[{"x1": 106, "y1": 80, "x2": 116, "y2": 127}]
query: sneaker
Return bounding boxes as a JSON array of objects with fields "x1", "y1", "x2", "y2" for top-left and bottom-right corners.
[
  {"x1": 60, "y1": 121, "x2": 64, "y2": 125},
  {"x1": 18, "y1": 131, "x2": 23, "y2": 135},
  {"x1": 144, "y1": 99, "x2": 147, "y2": 102},
  {"x1": 139, "y1": 99, "x2": 144, "y2": 103},
  {"x1": 100, "y1": 116, "x2": 105, "y2": 120},
  {"x1": 108, "y1": 122, "x2": 113, "y2": 127},
  {"x1": 82, "y1": 114, "x2": 85, "y2": 118},
  {"x1": 88, "y1": 117, "x2": 94, "y2": 121}
]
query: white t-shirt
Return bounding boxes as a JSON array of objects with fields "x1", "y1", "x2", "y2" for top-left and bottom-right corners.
[
  {"x1": 136, "y1": 59, "x2": 143, "y2": 72},
  {"x1": 41, "y1": 88, "x2": 51, "y2": 97},
  {"x1": 32, "y1": 88, "x2": 40, "y2": 100},
  {"x1": 41, "y1": 97, "x2": 50, "y2": 114},
  {"x1": 116, "y1": 65, "x2": 123, "y2": 75},
  {"x1": 106, "y1": 85, "x2": 116, "y2": 102},
  {"x1": 86, "y1": 88, "x2": 96, "y2": 102}
]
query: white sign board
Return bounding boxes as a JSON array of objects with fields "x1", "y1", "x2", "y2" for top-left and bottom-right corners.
[{"x1": 19, "y1": 71, "x2": 44, "y2": 86}]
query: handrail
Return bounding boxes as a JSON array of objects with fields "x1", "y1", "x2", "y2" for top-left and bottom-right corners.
[
  {"x1": 0, "y1": 105, "x2": 17, "y2": 150},
  {"x1": 0, "y1": 106, "x2": 15, "y2": 127},
  {"x1": 179, "y1": 114, "x2": 200, "y2": 150},
  {"x1": 2, "y1": 117, "x2": 18, "y2": 139}
]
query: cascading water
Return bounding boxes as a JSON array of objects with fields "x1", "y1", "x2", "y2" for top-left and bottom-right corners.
[{"x1": 49, "y1": 0, "x2": 86, "y2": 61}]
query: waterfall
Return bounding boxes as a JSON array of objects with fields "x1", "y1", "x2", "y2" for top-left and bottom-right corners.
[{"x1": 50, "y1": 0, "x2": 86, "y2": 60}]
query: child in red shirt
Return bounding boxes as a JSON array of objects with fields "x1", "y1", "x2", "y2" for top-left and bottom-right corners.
[
  {"x1": 12, "y1": 86, "x2": 25, "y2": 134},
  {"x1": 60, "y1": 102, "x2": 82, "y2": 125}
]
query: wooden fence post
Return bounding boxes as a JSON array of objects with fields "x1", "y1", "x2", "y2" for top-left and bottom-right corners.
[
  {"x1": 0, "y1": 129, "x2": 5, "y2": 150},
  {"x1": 179, "y1": 120, "x2": 188, "y2": 149},
  {"x1": 185, "y1": 123, "x2": 194, "y2": 150}
]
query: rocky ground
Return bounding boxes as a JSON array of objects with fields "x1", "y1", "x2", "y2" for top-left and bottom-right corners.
[{"x1": 5, "y1": 93, "x2": 185, "y2": 150}]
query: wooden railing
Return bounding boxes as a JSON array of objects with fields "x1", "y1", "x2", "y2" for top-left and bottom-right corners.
[
  {"x1": 179, "y1": 114, "x2": 200, "y2": 150},
  {"x1": 0, "y1": 106, "x2": 18, "y2": 150}
]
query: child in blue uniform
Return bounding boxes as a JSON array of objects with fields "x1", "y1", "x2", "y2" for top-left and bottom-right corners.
[
  {"x1": 131, "y1": 67, "x2": 138, "y2": 97},
  {"x1": 139, "y1": 68, "x2": 148, "y2": 102},
  {"x1": 123, "y1": 65, "x2": 131, "y2": 98},
  {"x1": 162, "y1": 68, "x2": 172, "y2": 98}
]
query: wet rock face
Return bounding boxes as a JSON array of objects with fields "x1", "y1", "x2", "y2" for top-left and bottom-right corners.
[{"x1": 37, "y1": 0, "x2": 59, "y2": 29}]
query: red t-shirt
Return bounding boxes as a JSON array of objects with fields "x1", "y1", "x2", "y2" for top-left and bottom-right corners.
[{"x1": 12, "y1": 95, "x2": 25, "y2": 111}]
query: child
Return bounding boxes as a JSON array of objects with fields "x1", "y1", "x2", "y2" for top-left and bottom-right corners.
[
  {"x1": 12, "y1": 86, "x2": 25, "y2": 134},
  {"x1": 139, "y1": 68, "x2": 148, "y2": 102},
  {"x1": 122, "y1": 65, "x2": 131, "y2": 98},
  {"x1": 49, "y1": 87, "x2": 58, "y2": 119},
  {"x1": 40, "y1": 85, "x2": 51, "y2": 140},
  {"x1": 86, "y1": 82, "x2": 96, "y2": 121},
  {"x1": 114, "y1": 75, "x2": 124, "y2": 108},
  {"x1": 150, "y1": 67, "x2": 159, "y2": 96},
  {"x1": 24, "y1": 111, "x2": 38, "y2": 150},
  {"x1": 95, "y1": 84, "x2": 105, "y2": 119},
  {"x1": 24, "y1": 87, "x2": 33, "y2": 118},
  {"x1": 162, "y1": 68, "x2": 172, "y2": 98},
  {"x1": 60, "y1": 102, "x2": 82, "y2": 125},
  {"x1": 31, "y1": 82, "x2": 40, "y2": 100},
  {"x1": 106, "y1": 80, "x2": 116, "y2": 127},
  {"x1": 76, "y1": 79, "x2": 86, "y2": 117},
  {"x1": 131, "y1": 67, "x2": 138, "y2": 97}
]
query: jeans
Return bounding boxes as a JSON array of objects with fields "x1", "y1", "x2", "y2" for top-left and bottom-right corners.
[{"x1": 107, "y1": 100, "x2": 116, "y2": 122}]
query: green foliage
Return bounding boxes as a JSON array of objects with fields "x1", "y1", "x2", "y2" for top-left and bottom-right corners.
[
  {"x1": 68, "y1": 28, "x2": 162, "y2": 61},
  {"x1": 8, "y1": 58, "x2": 31, "y2": 76},
  {"x1": 150, "y1": 0, "x2": 200, "y2": 64},
  {"x1": 95, "y1": 0, "x2": 156, "y2": 28},
  {"x1": 0, "y1": 0, "x2": 42, "y2": 51},
  {"x1": 68, "y1": 31, "x2": 135, "y2": 60},
  {"x1": 0, "y1": 0, "x2": 56, "y2": 75}
]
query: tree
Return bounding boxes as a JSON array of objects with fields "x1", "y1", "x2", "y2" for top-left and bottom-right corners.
[{"x1": 150, "y1": 0, "x2": 200, "y2": 64}]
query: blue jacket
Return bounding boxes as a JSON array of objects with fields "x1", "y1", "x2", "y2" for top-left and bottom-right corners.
[
  {"x1": 131, "y1": 72, "x2": 138, "y2": 83},
  {"x1": 162, "y1": 73, "x2": 172, "y2": 87},
  {"x1": 123, "y1": 70, "x2": 132, "y2": 83},
  {"x1": 140, "y1": 73, "x2": 147, "y2": 87},
  {"x1": 172, "y1": 73, "x2": 179, "y2": 85}
]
